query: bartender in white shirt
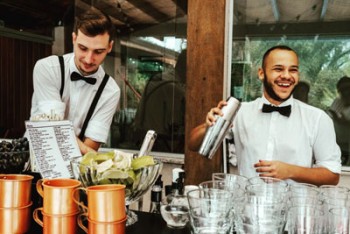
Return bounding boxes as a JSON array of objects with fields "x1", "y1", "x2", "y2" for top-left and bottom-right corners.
[
  {"x1": 189, "y1": 45, "x2": 341, "y2": 186},
  {"x1": 30, "y1": 8, "x2": 120, "y2": 154}
]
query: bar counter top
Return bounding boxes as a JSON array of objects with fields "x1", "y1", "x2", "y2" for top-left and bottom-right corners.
[
  {"x1": 126, "y1": 211, "x2": 191, "y2": 234},
  {"x1": 28, "y1": 210, "x2": 191, "y2": 234}
]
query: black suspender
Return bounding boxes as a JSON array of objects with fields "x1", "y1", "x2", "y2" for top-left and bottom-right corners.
[
  {"x1": 79, "y1": 73, "x2": 110, "y2": 141},
  {"x1": 58, "y1": 56, "x2": 64, "y2": 98},
  {"x1": 57, "y1": 55, "x2": 110, "y2": 141}
]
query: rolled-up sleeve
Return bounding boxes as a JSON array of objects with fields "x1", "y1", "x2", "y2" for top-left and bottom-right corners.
[
  {"x1": 313, "y1": 112, "x2": 342, "y2": 174},
  {"x1": 84, "y1": 79, "x2": 120, "y2": 143}
]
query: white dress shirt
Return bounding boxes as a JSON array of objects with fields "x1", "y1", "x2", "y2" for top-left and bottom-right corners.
[
  {"x1": 232, "y1": 96, "x2": 341, "y2": 180},
  {"x1": 31, "y1": 53, "x2": 120, "y2": 143}
]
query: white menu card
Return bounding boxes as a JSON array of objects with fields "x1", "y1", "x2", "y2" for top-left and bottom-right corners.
[{"x1": 25, "y1": 120, "x2": 81, "y2": 178}]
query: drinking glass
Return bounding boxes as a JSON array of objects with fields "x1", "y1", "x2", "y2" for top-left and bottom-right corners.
[
  {"x1": 234, "y1": 195, "x2": 286, "y2": 234},
  {"x1": 212, "y1": 173, "x2": 248, "y2": 190},
  {"x1": 328, "y1": 207, "x2": 350, "y2": 234},
  {"x1": 289, "y1": 183, "x2": 319, "y2": 197},
  {"x1": 199, "y1": 180, "x2": 245, "y2": 233},
  {"x1": 289, "y1": 183, "x2": 322, "y2": 208},
  {"x1": 287, "y1": 205, "x2": 325, "y2": 234},
  {"x1": 187, "y1": 188, "x2": 233, "y2": 234}
]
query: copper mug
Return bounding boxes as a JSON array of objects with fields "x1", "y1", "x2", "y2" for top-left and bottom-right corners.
[
  {"x1": 0, "y1": 174, "x2": 33, "y2": 207},
  {"x1": 73, "y1": 184, "x2": 126, "y2": 222},
  {"x1": 36, "y1": 178, "x2": 81, "y2": 214},
  {"x1": 78, "y1": 213, "x2": 126, "y2": 234},
  {"x1": 0, "y1": 202, "x2": 32, "y2": 234},
  {"x1": 33, "y1": 207, "x2": 79, "y2": 234}
]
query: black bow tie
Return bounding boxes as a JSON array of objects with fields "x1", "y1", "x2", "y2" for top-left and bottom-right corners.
[
  {"x1": 262, "y1": 104, "x2": 291, "y2": 117},
  {"x1": 71, "y1": 72, "x2": 97, "y2": 85}
]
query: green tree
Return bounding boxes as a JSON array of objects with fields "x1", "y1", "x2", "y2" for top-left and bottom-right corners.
[{"x1": 238, "y1": 39, "x2": 350, "y2": 110}]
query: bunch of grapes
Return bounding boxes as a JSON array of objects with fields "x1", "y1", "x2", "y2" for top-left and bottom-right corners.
[{"x1": 0, "y1": 137, "x2": 30, "y2": 173}]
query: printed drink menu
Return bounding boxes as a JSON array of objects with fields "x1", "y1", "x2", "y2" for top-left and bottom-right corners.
[{"x1": 25, "y1": 120, "x2": 81, "y2": 178}]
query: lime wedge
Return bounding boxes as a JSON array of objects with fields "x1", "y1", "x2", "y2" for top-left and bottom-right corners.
[
  {"x1": 81, "y1": 151, "x2": 98, "y2": 165},
  {"x1": 100, "y1": 169, "x2": 129, "y2": 180},
  {"x1": 131, "y1": 155, "x2": 155, "y2": 170},
  {"x1": 95, "y1": 151, "x2": 115, "y2": 162},
  {"x1": 127, "y1": 169, "x2": 136, "y2": 182}
]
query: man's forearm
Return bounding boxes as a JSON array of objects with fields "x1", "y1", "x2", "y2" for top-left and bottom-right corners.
[
  {"x1": 76, "y1": 137, "x2": 100, "y2": 155},
  {"x1": 188, "y1": 123, "x2": 208, "y2": 151},
  {"x1": 289, "y1": 165, "x2": 339, "y2": 186}
]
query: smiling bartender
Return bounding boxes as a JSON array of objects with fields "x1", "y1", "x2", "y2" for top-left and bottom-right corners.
[
  {"x1": 189, "y1": 45, "x2": 342, "y2": 186},
  {"x1": 30, "y1": 8, "x2": 120, "y2": 154}
]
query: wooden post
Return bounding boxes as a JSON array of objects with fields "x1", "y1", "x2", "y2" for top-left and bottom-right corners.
[{"x1": 184, "y1": 0, "x2": 226, "y2": 185}]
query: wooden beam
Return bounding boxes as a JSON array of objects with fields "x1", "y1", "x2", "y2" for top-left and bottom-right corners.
[
  {"x1": 232, "y1": 21, "x2": 350, "y2": 39},
  {"x1": 171, "y1": 0, "x2": 187, "y2": 14},
  {"x1": 185, "y1": 0, "x2": 226, "y2": 185},
  {"x1": 125, "y1": 0, "x2": 172, "y2": 23}
]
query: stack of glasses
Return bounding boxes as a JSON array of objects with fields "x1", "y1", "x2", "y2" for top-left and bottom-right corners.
[
  {"x1": 76, "y1": 184, "x2": 126, "y2": 234},
  {"x1": 187, "y1": 187, "x2": 234, "y2": 234},
  {"x1": 190, "y1": 173, "x2": 350, "y2": 234},
  {"x1": 0, "y1": 174, "x2": 33, "y2": 233},
  {"x1": 33, "y1": 178, "x2": 82, "y2": 234}
]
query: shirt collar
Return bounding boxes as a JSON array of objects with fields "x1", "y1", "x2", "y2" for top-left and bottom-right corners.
[
  {"x1": 68, "y1": 54, "x2": 105, "y2": 81},
  {"x1": 259, "y1": 95, "x2": 294, "y2": 109}
]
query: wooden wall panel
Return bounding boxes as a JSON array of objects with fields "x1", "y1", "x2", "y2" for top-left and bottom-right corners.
[
  {"x1": 184, "y1": 0, "x2": 226, "y2": 184},
  {"x1": 0, "y1": 35, "x2": 51, "y2": 138}
]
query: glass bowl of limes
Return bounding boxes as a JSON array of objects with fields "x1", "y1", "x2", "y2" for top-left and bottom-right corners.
[
  {"x1": 0, "y1": 138, "x2": 30, "y2": 173},
  {"x1": 70, "y1": 150, "x2": 163, "y2": 226}
]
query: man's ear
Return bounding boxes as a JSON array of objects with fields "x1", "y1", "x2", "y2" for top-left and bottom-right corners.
[
  {"x1": 107, "y1": 40, "x2": 114, "y2": 53},
  {"x1": 258, "y1": 68, "x2": 264, "y2": 81},
  {"x1": 72, "y1": 32, "x2": 77, "y2": 44}
]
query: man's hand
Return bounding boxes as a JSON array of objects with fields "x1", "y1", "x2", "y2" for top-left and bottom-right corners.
[
  {"x1": 254, "y1": 160, "x2": 291, "y2": 180},
  {"x1": 206, "y1": 100, "x2": 227, "y2": 126}
]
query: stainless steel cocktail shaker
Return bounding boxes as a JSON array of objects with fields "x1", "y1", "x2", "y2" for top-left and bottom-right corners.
[
  {"x1": 198, "y1": 97, "x2": 241, "y2": 159},
  {"x1": 138, "y1": 130, "x2": 157, "y2": 157}
]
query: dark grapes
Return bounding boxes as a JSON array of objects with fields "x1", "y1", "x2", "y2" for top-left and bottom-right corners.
[{"x1": 0, "y1": 137, "x2": 30, "y2": 173}]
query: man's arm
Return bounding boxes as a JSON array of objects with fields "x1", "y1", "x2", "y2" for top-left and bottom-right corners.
[
  {"x1": 188, "y1": 123, "x2": 208, "y2": 151},
  {"x1": 254, "y1": 160, "x2": 339, "y2": 186},
  {"x1": 76, "y1": 137, "x2": 100, "y2": 155}
]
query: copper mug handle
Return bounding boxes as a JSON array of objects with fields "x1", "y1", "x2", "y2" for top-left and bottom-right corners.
[
  {"x1": 72, "y1": 187, "x2": 88, "y2": 214},
  {"x1": 36, "y1": 179, "x2": 47, "y2": 198},
  {"x1": 77, "y1": 213, "x2": 88, "y2": 233},
  {"x1": 33, "y1": 207, "x2": 44, "y2": 227}
]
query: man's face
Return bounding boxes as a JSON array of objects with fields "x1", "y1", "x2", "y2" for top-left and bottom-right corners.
[
  {"x1": 258, "y1": 49, "x2": 299, "y2": 105},
  {"x1": 72, "y1": 30, "x2": 113, "y2": 76}
]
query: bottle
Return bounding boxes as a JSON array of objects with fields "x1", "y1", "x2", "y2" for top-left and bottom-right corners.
[
  {"x1": 149, "y1": 175, "x2": 163, "y2": 213},
  {"x1": 176, "y1": 171, "x2": 185, "y2": 196},
  {"x1": 198, "y1": 97, "x2": 241, "y2": 159},
  {"x1": 166, "y1": 169, "x2": 187, "y2": 207},
  {"x1": 166, "y1": 168, "x2": 184, "y2": 204}
]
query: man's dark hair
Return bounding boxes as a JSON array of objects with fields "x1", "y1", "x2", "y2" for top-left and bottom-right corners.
[
  {"x1": 74, "y1": 8, "x2": 115, "y2": 42},
  {"x1": 337, "y1": 76, "x2": 350, "y2": 92},
  {"x1": 175, "y1": 49, "x2": 187, "y2": 83},
  {"x1": 262, "y1": 45, "x2": 297, "y2": 69}
]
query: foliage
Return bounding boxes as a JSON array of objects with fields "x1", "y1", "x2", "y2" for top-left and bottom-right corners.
[{"x1": 238, "y1": 39, "x2": 350, "y2": 110}]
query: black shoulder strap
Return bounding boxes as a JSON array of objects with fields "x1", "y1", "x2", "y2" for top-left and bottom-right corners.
[
  {"x1": 79, "y1": 73, "x2": 110, "y2": 141},
  {"x1": 58, "y1": 56, "x2": 64, "y2": 98}
]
